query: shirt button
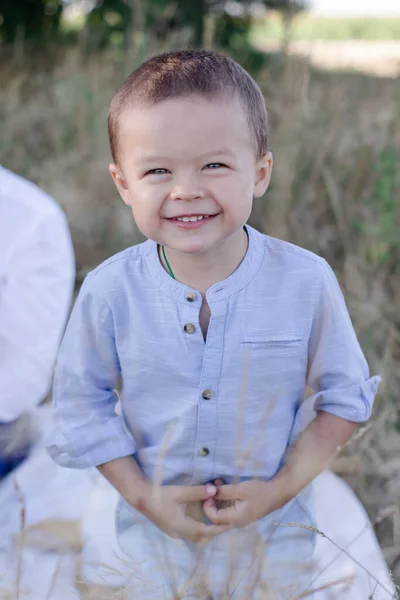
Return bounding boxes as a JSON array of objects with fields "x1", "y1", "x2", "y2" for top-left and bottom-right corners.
[
  {"x1": 202, "y1": 389, "x2": 214, "y2": 400},
  {"x1": 185, "y1": 291, "x2": 197, "y2": 302},
  {"x1": 184, "y1": 323, "x2": 196, "y2": 334},
  {"x1": 198, "y1": 447, "x2": 210, "y2": 457}
]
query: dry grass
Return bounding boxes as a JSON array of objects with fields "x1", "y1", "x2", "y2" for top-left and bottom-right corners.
[
  {"x1": 255, "y1": 40, "x2": 400, "y2": 78},
  {"x1": 0, "y1": 35, "x2": 399, "y2": 598},
  {"x1": 251, "y1": 12, "x2": 400, "y2": 43},
  {"x1": 258, "y1": 58, "x2": 400, "y2": 582}
]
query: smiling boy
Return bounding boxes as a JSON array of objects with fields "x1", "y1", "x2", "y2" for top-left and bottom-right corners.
[{"x1": 47, "y1": 50, "x2": 380, "y2": 598}]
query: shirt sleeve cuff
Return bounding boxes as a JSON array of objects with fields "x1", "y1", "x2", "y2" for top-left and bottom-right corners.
[
  {"x1": 45, "y1": 417, "x2": 137, "y2": 469},
  {"x1": 314, "y1": 375, "x2": 382, "y2": 422}
]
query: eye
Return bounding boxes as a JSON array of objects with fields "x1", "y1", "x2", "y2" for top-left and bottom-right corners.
[
  {"x1": 204, "y1": 163, "x2": 227, "y2": 170},
  {"x1": 145, "y1": 168, "x2": 169, "y2": 176}
]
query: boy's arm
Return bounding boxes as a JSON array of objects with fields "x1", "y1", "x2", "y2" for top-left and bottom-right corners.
[
  {"x1": 280, "y1": 257, "x2": 381, "y2": 501},
  {"x1": 97, "y1": 456, "x2": 150, "y2": 509},
  {"x1": 45, "y1": 274, "x2": 137, "y2": 469},
  {"x1": 271, "y1": 411, "x2": 357, "y2": 507}
]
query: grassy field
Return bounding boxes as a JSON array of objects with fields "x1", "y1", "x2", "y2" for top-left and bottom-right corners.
[
  {"x1": 251, "y1": 11, "x2": 400, "y2": 43},
  {"x1": 1, "y1": 35, "x2": 400, "y2": 596}
]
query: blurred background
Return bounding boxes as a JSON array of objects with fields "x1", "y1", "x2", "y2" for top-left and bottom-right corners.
[{"x1": 0, "y1": 0, "x2": 399, "y2": 583}]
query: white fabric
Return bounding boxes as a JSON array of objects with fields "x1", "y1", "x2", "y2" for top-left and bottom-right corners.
[
  {"x1": 0, "y1": 408, "x2": 92, "y2": 599},
  {"x1": 312, "y1": 471, "x2": 396, "y2": 599},
  {"x1": 0, "y1": 166, "x2": 75, "y2": 422}
]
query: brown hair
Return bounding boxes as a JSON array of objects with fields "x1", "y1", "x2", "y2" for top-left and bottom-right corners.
[{"x1": 108, "y1": 50, "x2": 268, "y2": 164}]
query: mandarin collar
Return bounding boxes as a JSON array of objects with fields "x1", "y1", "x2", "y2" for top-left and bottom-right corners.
[{"x1": 143, "y1": 225, "x2": 265, "y2": 305}]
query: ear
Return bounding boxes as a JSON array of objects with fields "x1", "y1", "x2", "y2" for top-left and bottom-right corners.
[
  {"x1": 254, "y1": 151, "x2": 273, "y2": 198},
  {"x1": 109, "y1": 163, "x2": 131, "y2": 206}
]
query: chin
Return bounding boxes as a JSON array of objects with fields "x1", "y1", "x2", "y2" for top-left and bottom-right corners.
[{"x1": 175, "y1": 243, "x2": 211, "y2": 255}]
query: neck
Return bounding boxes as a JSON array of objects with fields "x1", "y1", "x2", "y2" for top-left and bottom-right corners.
[{"x1": 159, "y1": 228, "x2": 248, "y2": 296}]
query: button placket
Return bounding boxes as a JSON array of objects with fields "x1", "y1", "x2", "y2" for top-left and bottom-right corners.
[
  {"x1": 179, "y1": 293, "x2": 203, "y2": 378},
  {"x1": 183, "y1": 289, "x2": 200, "y2": 336},
  {"x1": 193, "y1": 299, "x2": 227, "y2": 480}
]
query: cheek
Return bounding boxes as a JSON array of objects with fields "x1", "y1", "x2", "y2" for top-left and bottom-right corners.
[
  {"x1": 127, "y1": 183, "x2": 162, "y2": 212},
  {"x1": 218, "y1": 175, "x2": 254, "y2": 208}
]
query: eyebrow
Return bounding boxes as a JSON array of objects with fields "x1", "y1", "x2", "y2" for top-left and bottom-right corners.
[
  {"x1": 199, "y1": 149, "x2": 237, "y2": 158},
  {"x1": 137, "y1": 156, "x2": 169, "y2": 165},
  {"x1": 138, "y1": 149, "x2": 237, "y2": 165}
]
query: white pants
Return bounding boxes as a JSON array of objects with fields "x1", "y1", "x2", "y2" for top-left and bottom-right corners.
[
  {"x1": 81, "y1": 473, "x2": 397, "y2": 600},
  {"x1": 117, "y1": 498, "x2": 315, "y2": 600}
]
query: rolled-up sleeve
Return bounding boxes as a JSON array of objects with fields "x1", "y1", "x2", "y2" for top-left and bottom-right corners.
[
  {"x1": 307, "y1": 259, "x2": 381, "y2": 422},
  {"x1": 45, "y1": 275, "x2": 137, "y2": 469}
]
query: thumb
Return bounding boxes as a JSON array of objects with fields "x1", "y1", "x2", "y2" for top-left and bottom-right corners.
[{"x1": 178, "y1": 484, "x2": 217, "y2": 503}]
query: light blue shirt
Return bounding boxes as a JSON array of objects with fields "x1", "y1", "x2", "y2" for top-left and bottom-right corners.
[{"x1": 46, "y1": 225, "x2": 380, "y2": 541}]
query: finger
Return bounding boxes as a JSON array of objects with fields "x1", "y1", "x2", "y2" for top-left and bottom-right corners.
[
  {"x1": 203, "y1": 498, "x2": 217, "y2": 511},
  {"x1": 179, "y1": 516, "x2": 229, "y2": 542},
  {"x1": 215, "y1": 484, "x2": 240, "y2": 501},
  {"x1": 178, "y1": 484, "x2": 216, "y2": 503},
  {"x1": 185, "y1": 500, "x2": 207, "y2": 523},
  {"x1": 203, "y1": 495, "x2": 217, "y2": 510},
  {"x1": 203, "y1": 500, "x2": 239, "y2": 526}
]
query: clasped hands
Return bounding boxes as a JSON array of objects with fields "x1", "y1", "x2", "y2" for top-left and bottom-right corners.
[{"x1": 135, "y1": 477, "x2": 288, "y2": 543}]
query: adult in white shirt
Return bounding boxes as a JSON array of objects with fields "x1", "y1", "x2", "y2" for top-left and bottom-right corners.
[{"x1": 0, "y1": 166, "x2": 75, "y2": 479}]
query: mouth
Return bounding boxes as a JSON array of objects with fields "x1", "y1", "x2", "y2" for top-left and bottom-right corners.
[{"x1": 167, "y1": 214, "x2": 218, "y2": 223}]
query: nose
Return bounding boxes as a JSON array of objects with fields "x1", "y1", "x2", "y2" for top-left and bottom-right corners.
[{"x1": 170, "y1": 182, "x2": 205, "y2": 202}]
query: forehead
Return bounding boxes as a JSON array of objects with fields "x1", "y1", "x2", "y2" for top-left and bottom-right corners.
[{"x1": 117, "y1": 94, "x2": 254, "y2": 162}]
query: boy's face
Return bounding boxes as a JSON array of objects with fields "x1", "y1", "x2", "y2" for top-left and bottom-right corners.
[{"x1": 110, "y1": 94, "x2": 272, "y2": 255}]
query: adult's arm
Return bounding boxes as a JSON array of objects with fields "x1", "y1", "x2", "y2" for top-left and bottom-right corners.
[{"x1": 0, "y1": 209, "x2": 75, "y2": 421}]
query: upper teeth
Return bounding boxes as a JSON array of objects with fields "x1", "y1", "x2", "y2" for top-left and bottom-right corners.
[{"x1": 176, "y1": 215, "x2": 209, "y2": 222}]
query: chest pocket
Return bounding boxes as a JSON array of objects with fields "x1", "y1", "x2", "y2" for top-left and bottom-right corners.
[
  {"x1": 241, "y1": 333, "x2": 304, "y2": 356},
  {"x1": 239, "y1": 332, "x2": 306, "y2": 404}
]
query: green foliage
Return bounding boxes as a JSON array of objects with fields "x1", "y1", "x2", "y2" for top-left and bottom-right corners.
[
  {"x1": 214, "y1": 13, "x2": 271, "y2": 74},
  {"x1": 355, "y1": 147, "x2": 400, "y2": 269},
  {"x1": 0, "y1": 0, "x2": 63, "y2": 43},
  {"x1": 0, "y1": 0, "x2": 308, "y2": 49},
  {"x1": 80, "y1": 0, "x2": 308, "y2": 52},
  {"x1": 263, "y1": 0, "x2": 306, "y2": 14},
  {"x1": 81, "y1": 0, "x2": 305, "y2": 53},
  {"x1": 84, "y1": 0, "x2": 133, "y2": 49}
]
